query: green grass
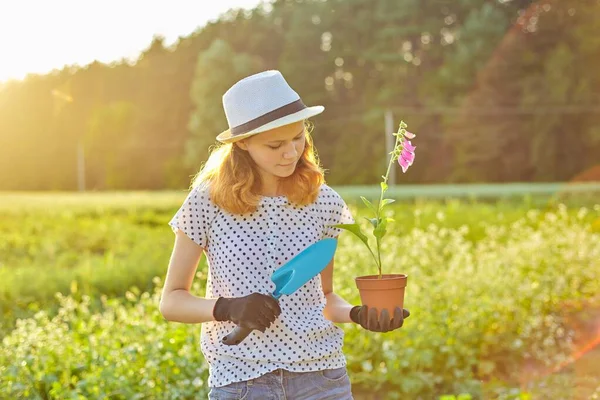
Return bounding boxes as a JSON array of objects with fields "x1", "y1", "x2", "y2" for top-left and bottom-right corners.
[{"x1": 1, "y1": 189, "x2": 599, "y2": 399}]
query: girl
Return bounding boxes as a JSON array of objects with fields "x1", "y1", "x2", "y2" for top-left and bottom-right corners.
[{"x1": 160, "y1": 70, "x2": 409, "y2": 400}]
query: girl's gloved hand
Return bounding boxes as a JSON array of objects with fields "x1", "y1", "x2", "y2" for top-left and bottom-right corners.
[
  {"x1": 213, "y1": 293, "x2": 281, "y2": 332},
  {"x1": 350, "y1": 305, "x2": 410, "y2": 332}
]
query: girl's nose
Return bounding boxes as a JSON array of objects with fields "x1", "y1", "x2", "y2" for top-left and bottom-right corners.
[{"x1": 283, "y1": 142, "x2": 298, "y2": 159}]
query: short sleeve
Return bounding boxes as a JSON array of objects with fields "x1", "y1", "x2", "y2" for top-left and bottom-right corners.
[
  {"x1": 318, "y1": 185, "x2": 355, "y2": 239},
  {"x1": 168, "y1": 184, "x2": 220, "y2": 248}
]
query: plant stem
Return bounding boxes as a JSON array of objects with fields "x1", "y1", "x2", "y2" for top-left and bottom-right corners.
[
  {"x1": 381, "y1": 133, "x2": 403, "y2": 196},
  {"x1": 366, "y1": 244, "x2": 380, "y2": 275},
  {"x1": 375, "y1": 127, "x2": 403, "y2": 279},
  {"x1": 376, "y1": 238, "x2": 382, "y2": 278}
]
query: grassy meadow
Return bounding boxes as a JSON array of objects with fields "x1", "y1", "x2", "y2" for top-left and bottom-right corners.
[{"x1": 1, "y1": 188, "x2": 600, "y2": 399}]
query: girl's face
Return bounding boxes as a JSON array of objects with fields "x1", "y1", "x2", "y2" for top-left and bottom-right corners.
[{"x1": 236, "y1": 121, "x2": 306, "y2": 184}]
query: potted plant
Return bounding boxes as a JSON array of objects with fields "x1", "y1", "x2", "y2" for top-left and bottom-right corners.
[{"x1": 333, "y1": 121, "x2": 416, "y2": 317}]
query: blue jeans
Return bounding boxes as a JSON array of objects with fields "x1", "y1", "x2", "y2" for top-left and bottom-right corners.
[{"x1": 208, "y1": 367, "x2": 354, "y2": 399}]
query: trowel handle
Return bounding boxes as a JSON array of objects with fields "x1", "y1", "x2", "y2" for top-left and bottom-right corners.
[
  {"x1": 222, "y1": 325, "x2": 252, "y2": 345},
  {"x1": 222, "y1": 294, "x2": 280, "y2": 346}
]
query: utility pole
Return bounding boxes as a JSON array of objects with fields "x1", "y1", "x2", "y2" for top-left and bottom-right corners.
[
  {"x1": 385, "y1": 109, "x2": 396, "y2": 186},
  {"x1": 77, "y1": 139, "x2": 86, "y2": 192},
  {"x1": 52, "y1": 88, "x2": 85, "y2": 191}
]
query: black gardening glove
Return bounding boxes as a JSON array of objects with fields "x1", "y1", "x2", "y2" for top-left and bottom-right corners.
[
  {"x1": 350, "y1": 305, "x2": 410, "y2": 332},
  {"x1": 213, "y1": 293, "x2": 281, "y2": 333}
]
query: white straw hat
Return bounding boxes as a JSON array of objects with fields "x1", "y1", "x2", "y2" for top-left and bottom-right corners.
[{"x1": 216, "y1": 70, "x2": 324, "y2": 143}]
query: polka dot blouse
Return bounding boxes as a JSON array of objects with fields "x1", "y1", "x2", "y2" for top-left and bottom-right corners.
[{"x1": 168, "y1": 183, "x2": 355, "y2": 388}]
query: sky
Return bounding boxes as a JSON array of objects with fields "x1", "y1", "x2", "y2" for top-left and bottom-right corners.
[{"x1": 0, "y1": 0, "x2": 264, "y2": 83}]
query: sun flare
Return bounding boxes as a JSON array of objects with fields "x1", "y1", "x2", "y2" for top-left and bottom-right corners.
[{"x1": 0, "y1": 0, "x2": 263, "y2": 83}]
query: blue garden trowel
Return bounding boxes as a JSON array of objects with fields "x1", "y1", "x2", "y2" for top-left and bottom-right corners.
[{"x1": 222, "y1": 238, "x2": 338, "y2": 345}]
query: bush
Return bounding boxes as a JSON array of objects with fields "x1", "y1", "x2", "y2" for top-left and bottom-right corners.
[
  {"x1": 1, "y1": 198, "x2": 599, "y2": 398},
  {"x1": 1, "y1": 281, "x2": 210, "y2": 399}
]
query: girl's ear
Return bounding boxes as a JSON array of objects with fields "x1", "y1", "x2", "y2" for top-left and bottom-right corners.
[{"x1": 235, "y1": 140, "x2": 248, "y2": 151}]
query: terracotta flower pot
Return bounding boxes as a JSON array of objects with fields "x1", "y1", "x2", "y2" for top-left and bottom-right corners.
[{"x1": 355, "y1": 274, "x2": 408, "y2": 318}]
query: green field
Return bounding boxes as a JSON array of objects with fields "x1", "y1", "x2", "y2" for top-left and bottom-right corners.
[{"x1": 1, "y1": 188, "x2": 599, "y2": 399}]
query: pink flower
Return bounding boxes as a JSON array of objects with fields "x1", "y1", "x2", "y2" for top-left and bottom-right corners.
[
  {"x1": 398, "y1": 139, "x2": 416, "y2": 173},
  {"x1": 401, "y1": 149, "x2": 415, "y2": 164},
  {"x1": 404, "y1": 131, "x2": 416, "y2": 139},
  {"x1": 398, "y1": 156, "x2": 411, "y2": 173}
]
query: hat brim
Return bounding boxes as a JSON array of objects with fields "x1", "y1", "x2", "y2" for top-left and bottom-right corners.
[{"x1": 216, "y1": 105, "x2": 324, "y2": 144}]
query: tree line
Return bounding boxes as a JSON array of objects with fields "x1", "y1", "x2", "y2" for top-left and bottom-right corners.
[{"x1": 0, "y1": 0, "x2": 598, "y2": 190}]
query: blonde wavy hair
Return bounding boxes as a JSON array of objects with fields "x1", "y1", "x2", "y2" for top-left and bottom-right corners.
[{"x1": 191, "y1": 121, "x2": 325, "y2": 215}]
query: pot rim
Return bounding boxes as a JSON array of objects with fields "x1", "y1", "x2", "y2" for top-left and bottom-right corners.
[{"x1": 355, "y1": 274, "x2": 408, "y2": 280}]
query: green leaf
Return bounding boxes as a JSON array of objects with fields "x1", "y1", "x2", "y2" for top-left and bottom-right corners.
[
  {"x1": 364, "y1": 217, "x2": 378, "y2": 228},
  {"x1": 360, "y1": 196, "x2": 378, "y2": 215},
  {"x1": 381, "y1": 198, "x2": 395, "y2": 207},
  {"x1": 381, "y1": 182, "x2": 388, "y2": 193},
  {"x1": 373, "y1": 217, "x2": 388, "y2": 241},
  {"x1": 330, "y1": 223, "x2": 370, "y2": 248},
  {"x1": 379, "y1": 198, "x2": 395, "y2": 212}
]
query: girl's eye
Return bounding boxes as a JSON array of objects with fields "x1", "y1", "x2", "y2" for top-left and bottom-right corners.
[{"x1": 267, "y1": 136, "x2": 302, "y2": 149}]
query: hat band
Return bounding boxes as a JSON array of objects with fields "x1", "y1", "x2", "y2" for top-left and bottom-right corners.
[{"x1": 230, "y1": 99, "x2": 306, "y2": 136}]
